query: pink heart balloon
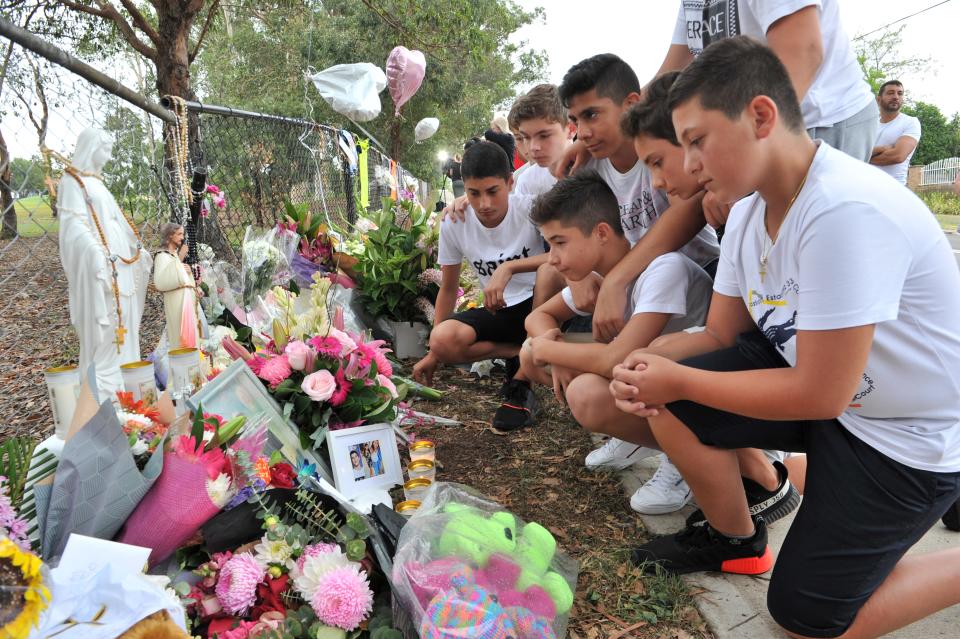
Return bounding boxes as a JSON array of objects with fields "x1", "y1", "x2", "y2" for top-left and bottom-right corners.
[{"x1": 386, "y1": 46, "x2": 426, "y2": 115}]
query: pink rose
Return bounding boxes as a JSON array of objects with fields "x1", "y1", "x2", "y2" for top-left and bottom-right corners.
[
  {"x1": 377, "y1": 374, "x2": 398, "y2": 399},
  {"x1": 302, "y1": 370, "x2": 336, "y2": 402},
  {"x1": 284, "y1": 340, "x2": 313, "y2": 371}
]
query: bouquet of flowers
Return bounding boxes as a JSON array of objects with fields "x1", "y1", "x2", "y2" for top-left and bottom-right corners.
[
  {"x1": 224, "y1": 319, "x2": 400, "y2": 447},
  {"x1": 241, "y1": 226, "x2": 298, "y2": 310},
  {"x1": 280, "y1": 201, "x2": 358, "y2": 289},
  {"x1": 0, "y1": 537, "x2": 49, "y2": 637},
  {"x1": 351, "y1": 198, "x2": 440, "y2": 324},
  {"x1": 116, "y1": 410, "x2": 258, "y2": 566},
  {"x1": 116, "y1": 391, "x2": 169, "y2": 470},
  {"x1": 202, "y1": 184, "x2": 228, "y2": 218}
]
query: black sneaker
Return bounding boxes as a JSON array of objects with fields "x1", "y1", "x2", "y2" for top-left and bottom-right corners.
[
  {"x1": 632, "y1": 518, "x2": 773, "y2": 576},
  {"x1": 943, "y1": 499, "x2": 960, "y2": 532},
  {"x1": 491, "y1": 379, "x2": 538, "y2": 431},
  {"x1": 503, "y1": 355, "x2": 521, "y2": 381},
  {"x1": 686, "y1": 460, "x2": 801, "y2": 528}
]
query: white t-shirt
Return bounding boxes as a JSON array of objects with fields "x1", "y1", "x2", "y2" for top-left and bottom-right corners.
[
  {"x1": 584, "y1": 157, "x2": 719, "y2": 268},
  {"x1": 513, "y1": 164, "x2": 557, "y2": 197},
  {"x1": 561, "y1": 252, "x2": 713, "y2": 334},
  {"x1": 437, "y1": 194, "x2": 544, "y2": 307},
  {"x1": 714, "y1": 142, "x2": 960, "y2": 472},
  {"x1": 874, "y1": 113, "x2": 922, "y2": 185},
  {"x1": 672, "y1": 0, "x2": 875, "y2": 129}
]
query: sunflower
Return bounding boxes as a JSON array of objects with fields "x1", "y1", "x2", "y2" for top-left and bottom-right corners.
[{"x1": 0, "y1": 538, "x2": 49, "y2": 639}]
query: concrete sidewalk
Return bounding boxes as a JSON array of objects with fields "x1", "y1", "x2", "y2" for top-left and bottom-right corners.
[{"x1": 621, "y1": 456, "x2": 960, "y2": 638}]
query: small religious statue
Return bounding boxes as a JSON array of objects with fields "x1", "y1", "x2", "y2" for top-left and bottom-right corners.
[
  {"x1": 58, "y1": 128, "x2": 152, "y2": 402},
  {"x1": 153, "y1": 222, "x2": 202, "y2": 349}
]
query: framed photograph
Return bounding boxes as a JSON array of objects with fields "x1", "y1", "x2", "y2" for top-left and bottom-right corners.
[
  {"x1": 187, "y1": 359, "x2": 332, "y2": 483},
  {"x1": 326, "y1": 422, "x2": 403, "y2": 499}
]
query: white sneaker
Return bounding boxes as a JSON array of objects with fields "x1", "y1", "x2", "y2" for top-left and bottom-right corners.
[
  {"x1": 585, "y1": 438, "x2": 657, "y2": 471},
  {"x1": 630, "y1": 455, "x2": 692, "y2": 515}
]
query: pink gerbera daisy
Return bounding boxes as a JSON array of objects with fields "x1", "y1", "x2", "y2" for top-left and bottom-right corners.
[
  {"x1": 330, "y1": 367, "x2": 350, "y2": 407},
  {"x1": 309, "y1": 335, "x2": 343, "y2": 359}
]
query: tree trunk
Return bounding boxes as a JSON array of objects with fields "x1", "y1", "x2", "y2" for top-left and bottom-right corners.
[{"x1": 0, "y1": 129, "x2": 16, "y2": 239}]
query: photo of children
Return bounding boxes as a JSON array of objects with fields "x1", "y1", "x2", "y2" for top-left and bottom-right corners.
[{"x1": 349, "y1": 439, "x2": 385, "y2": 482}]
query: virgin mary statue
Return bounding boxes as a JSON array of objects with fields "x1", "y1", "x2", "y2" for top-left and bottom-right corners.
[{"x1": 58, "y1": 128, "x2": 152, "y2": 401}]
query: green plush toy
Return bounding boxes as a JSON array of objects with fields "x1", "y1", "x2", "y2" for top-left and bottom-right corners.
[
  {"x1": 434, "y1": 503, "x2": 518, "y2": 566},
  {"x1": 434, "y1": 505, "x2": 574, "y2": 616},
  {"x1": 514, "y1": 521, "x2": 574, "y2": 615}
]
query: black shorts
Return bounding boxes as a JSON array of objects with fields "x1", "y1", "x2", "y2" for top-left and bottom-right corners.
[
  {"x1": 448, "y1": 297, "x2": 532, "y2": 345},
  {"x1": 666, "y1": 332, "x2": 960, "y2": 638}
]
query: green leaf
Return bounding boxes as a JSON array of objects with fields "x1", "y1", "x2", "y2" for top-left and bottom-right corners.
[
  {"x1": 190, "y1": 402, "x2": 205, "y2": 443},
  {"x1": 345, "y1": 538, "x2": 366, "y2": 561}
]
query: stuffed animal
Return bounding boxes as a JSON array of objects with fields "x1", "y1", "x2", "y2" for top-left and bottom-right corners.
[
  {"x1": 433, "y1": 505, "x2": 574, "y2": 616},
  {"x1": 420, "y1": 577, "x2": 556, "y2": 639},
  {"x1": 434, "y1": 504, "x2": 517, "y2": 565}
]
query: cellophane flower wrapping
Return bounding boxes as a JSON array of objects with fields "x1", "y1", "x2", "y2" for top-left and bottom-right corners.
[
  {"x1": 116, "y1": 436, "x2": 231, "y2": 566},
  {"x1": 391, "y1": 482, "x2": 579, "y2": 639},
  {"x1": 240, "y1": 227, "x2": 298, "y2": 310}
]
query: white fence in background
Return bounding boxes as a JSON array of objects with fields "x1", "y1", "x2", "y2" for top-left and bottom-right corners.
[{"x1": 921, "y1": 157, "x2": 960, "y2": 186}]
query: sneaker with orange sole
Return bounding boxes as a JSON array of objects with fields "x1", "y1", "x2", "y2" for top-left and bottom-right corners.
[{"x1": 631, "y1": 517, "x2": 774, "y2": 576}]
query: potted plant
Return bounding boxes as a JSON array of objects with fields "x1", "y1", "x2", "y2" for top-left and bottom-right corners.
[{"x1": 351, "y1": 197, "x2": 439, "y2": 358}]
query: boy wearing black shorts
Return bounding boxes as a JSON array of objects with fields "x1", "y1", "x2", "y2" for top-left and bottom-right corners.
[
  {"x1": 608, "y1": 37, "x2": 960, "y2": 639},
  {"x1": 412, "y1": 142, "x2": 546, "y2": 430}
]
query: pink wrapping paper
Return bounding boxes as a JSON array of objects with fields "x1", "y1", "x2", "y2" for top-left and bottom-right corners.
[{"x1": 116, "y1": 449, "x2": 223, "y2": 566}]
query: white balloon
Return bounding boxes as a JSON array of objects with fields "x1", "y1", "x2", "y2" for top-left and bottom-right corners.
[
  {"x1": 308, "y1": 63, "x2": 387, "y2": 122},
  {"x1": 414, "y1": 117, "x2": 440, "y2": 143}
]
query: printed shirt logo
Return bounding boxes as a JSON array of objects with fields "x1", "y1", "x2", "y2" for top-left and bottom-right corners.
[
  {"x1": 683, "y1": 0, "x2": 741, "y2": 55},
  {"x1": 473, "y1": 247, "x2": 534, "y2": 277},
  {"x1": 620, "y1": 191, "x2": 660, "y2": 234}
]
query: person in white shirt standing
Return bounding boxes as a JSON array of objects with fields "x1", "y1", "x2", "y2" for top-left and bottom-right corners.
[{"x1": 870, "y1": 80, "x2": 922, "y2": 185}]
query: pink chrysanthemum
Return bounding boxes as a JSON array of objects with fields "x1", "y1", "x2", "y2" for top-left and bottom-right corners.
[
  {"x1": 310, "y1": 565, "x2": 373, "y2": 631},
  {"x1": 256, "y1": 354, "x2": 292, "y2": 388},
  {"x1": 215, "y1": 552, "x2": 265, "y2": 615},
  {"x1": 246, "y1": 354, "x2": 267, "y2": 376},
  {"x1": 309, "y1": 335, "x2": 343, "y2": 359},
  {"x1": 296, "y1": 542, "x2": 340, "y2": 572},
  {"x1": 330, "y1": 367, "x2": 350, "y2": 407}
]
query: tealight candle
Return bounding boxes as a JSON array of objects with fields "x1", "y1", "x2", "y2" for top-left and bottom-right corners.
[
  {"x1": 407, "y1": 459, "x2": 436, "y2": 482},
  {"x1": 168, "y1": 347, "x2": 202, "y2": 397},
  {"x1": 395, "y1": 500, "x2": 421, "y2": 517},
  {"x1": 403, "y1": 477, "x2": 431, "y2": 502},
  {"x1": 408, "y1": 439, "x2": 435, "y2": 463}
]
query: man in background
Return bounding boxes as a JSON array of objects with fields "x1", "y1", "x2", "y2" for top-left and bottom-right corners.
[{"x1": 870, "y1": 80, "x2": 922, "y2": 185}]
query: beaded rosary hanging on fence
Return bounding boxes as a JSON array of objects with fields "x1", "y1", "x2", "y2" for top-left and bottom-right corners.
[{"x1": 63, "y1": 166, "x2": 145, "y2": 353}]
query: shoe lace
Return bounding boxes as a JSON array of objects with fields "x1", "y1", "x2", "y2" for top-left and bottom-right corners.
[
  {"x1": 676, "y1": 521, "x2": 715, "y2": 547},
  {"x1": 644, "y1": 459, "x2": 683, "y2": 492}
]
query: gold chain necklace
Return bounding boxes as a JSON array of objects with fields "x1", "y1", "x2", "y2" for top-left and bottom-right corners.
[
  {"x1": 759, "y1": 171, "x2": 809, "y2": 283},
  {"x1": 64, "y1": 167, "x2": 145, "y2": 352}
]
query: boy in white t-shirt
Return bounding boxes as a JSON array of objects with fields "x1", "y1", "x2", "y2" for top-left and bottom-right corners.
[
  {"x1": 519, "y1": 172, "x2": 713, "y2": 515},
  {"x1": 657, "y1": 0, "x2": 878, "y2": 162},
  {"x1": 412, "y1": 142, "x2": 547, "y2": 431},
  {"x1": 870, "y1": 80, "x2": 922, "y2": 185},
  {"x1": 508, "y1": 84, "x2": 572, "y2": 199},
  {"x1": 611, "y1": 37, "x2": 960, "y2": 638}
]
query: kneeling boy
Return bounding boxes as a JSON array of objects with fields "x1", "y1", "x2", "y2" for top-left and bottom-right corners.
[
  {"x1": 412, "y1": 142, "x2": 546, "y2": 430},
  {"x1": 613, "y1": 37, "x2": 960, "y2": 639},
  {"x1": 521, "y1": 172, "x2": 712, "y2": 507}
]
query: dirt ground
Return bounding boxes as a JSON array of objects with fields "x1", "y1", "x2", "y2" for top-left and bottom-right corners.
[
  {"x1": 397, "y1": 362, "x2": 713, "y2": 639},
  {"x1": 0, "y1": 237, "x2": 711, "y2": 637}
]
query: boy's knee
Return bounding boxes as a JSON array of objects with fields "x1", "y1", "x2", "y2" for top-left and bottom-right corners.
[
  {"x1": 429, "y1": 321, "x2": 474, "y2": 362},
  {"x1": 767, "y1": 571, "x2": 850, "y2": 639},
  {"x1": 566, "y1": 374, "x2": 610, "y2": 431}
]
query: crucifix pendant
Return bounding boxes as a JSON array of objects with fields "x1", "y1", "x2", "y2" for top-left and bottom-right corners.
[{"x1": 114, "y1": 325, "x2": 127, "y2": 353}]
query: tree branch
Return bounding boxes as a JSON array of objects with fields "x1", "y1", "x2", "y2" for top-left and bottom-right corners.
[
  {"x1": 189, "y1": 0, "x2": 220, "y2": 63},
  {"x1": 114, "y1": 0, "x2": 162, "y2": 48},
  {"x1": 56, "y1": 0, "x2": 158, "y2": 61}
]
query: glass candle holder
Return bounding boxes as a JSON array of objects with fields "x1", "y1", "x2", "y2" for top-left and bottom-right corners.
[
  {"x1": 120, "y1": 360, "x2": 158, "y2": 406},
  {"x1": 395, "y1": 500, "x2": 421, "y2": 517},
  {"x1": 408, "y1": 440, "x2": 435, "y2": 463},
  {"x1": 403, "y1": 477, "x2": 431, "y2": 502},
  {"x1": 168, "y1": 347, "x2": 202, "y2": 397},
  {"x1": 44, "y1": 365, "x2": 80, "y2": 439},
  {"x1": 407, "y1": 459, "x2": 435, "y2": 482}
]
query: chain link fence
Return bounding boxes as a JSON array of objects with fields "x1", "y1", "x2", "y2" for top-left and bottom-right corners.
[{"x1": 0, "y1": 50, "x2": 430, "y2": 438}]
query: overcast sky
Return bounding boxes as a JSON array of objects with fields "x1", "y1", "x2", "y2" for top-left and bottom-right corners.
[{"x1": 510, "y1": 0, "x2": 959, "y2": 116}]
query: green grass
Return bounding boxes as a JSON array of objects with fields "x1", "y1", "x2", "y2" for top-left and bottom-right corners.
[
  {"x1": 12, "y1": 195, "x2": 57, "y2": 238},
  {"x1": 934, "y1": 214, "x2": 960, "y2": 233}
]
